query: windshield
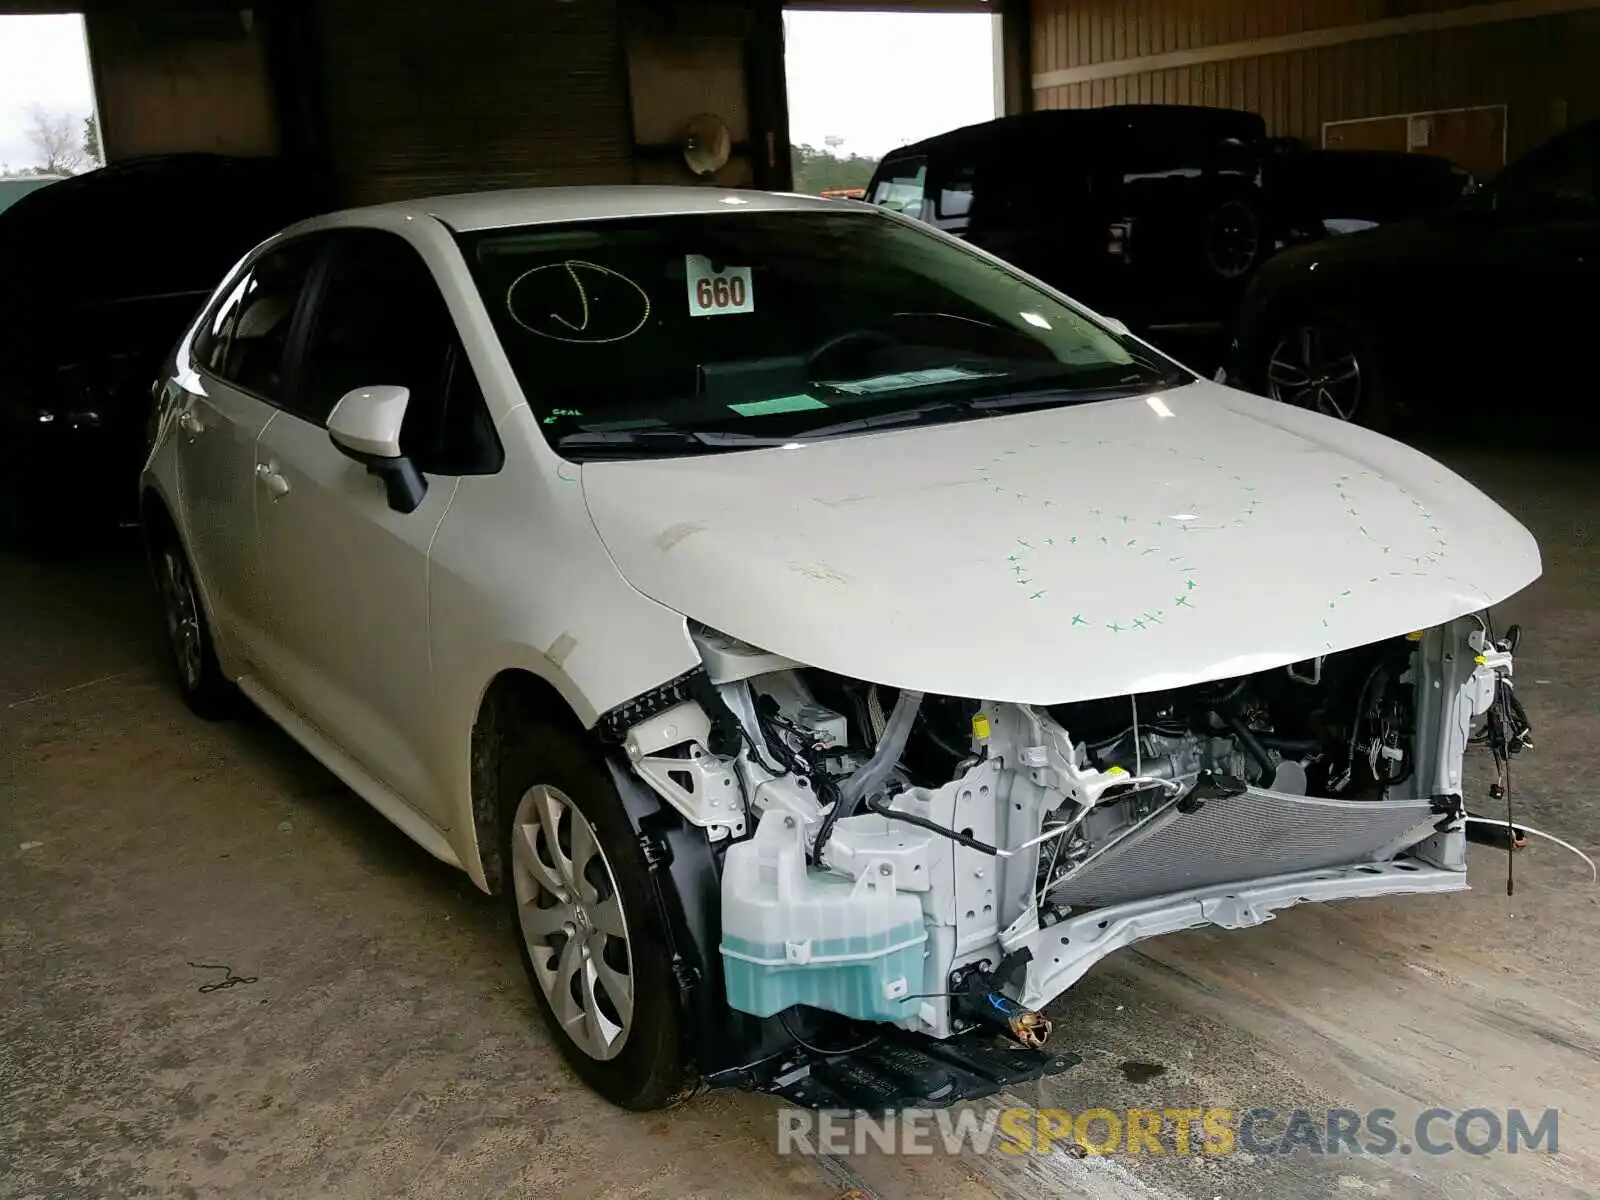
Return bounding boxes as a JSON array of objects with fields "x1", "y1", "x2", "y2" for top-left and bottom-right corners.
[{"x1": 454, "y1": 208, "x2": 1189, "y2": 457}]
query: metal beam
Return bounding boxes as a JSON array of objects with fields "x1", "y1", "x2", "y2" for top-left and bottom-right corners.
[
  {"x1": 996, "y1": 0, "x2": 1030, "y2": 114},
  {"x1": 785, "y1": 0, "x2": 994, "y2": 11}
]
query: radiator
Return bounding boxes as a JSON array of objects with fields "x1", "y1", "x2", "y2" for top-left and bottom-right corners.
[{"x1": 1048, "y1": 788, "x2": 1443, "y2": 909}]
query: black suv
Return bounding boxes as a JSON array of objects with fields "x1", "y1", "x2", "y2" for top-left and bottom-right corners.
[
  {"x1": 867, "y1": 107, "x2": 1288, "y2": 334},
  {"x1": 866, "y1": 106, "x2": 1471, "y2": 359}
]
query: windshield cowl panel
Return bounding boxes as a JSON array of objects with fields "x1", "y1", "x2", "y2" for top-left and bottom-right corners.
[{"x1": 454, "y1": 209, "x2": 1186, "y2": 459}]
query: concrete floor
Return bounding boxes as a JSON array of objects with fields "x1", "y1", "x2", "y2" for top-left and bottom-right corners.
[{"x1": 2, "y1": 444, "x2": 1596, "y2": 1200}]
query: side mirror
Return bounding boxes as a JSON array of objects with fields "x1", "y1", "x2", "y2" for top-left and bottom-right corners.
[
  {"x1": 327, "y1": 385, "x2": 427, "y2": 514},
  {"x1": 1100, "y1": 315, "x2": 1132, "y2": 338}
]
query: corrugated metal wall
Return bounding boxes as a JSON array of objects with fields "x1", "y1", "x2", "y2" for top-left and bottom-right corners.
[
  {"x1": 1035, "y1": 0, "x2": 1499, "y2": 64},
  {"x1": 311, "y1": 0, "x2": 793, "y2": 204},
  {"x1": 316, "y1": 0, "x2": 635, "y2": 204},
  {"x1": 1030, "y1": 0, "x2": 1600, "y2": 163}
]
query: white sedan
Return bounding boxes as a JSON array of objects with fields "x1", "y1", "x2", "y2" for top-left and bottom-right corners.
[{"x1": 142, "y1": 186, "x2": 1539, "y2": 1110}]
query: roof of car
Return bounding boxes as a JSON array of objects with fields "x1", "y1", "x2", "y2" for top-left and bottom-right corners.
[
  {"x1": 318, "y1": 185, "x2": 846, "y2": 234},
  {"x1": 881, "y1": 104, "x2": 1267, "y2": 160}
]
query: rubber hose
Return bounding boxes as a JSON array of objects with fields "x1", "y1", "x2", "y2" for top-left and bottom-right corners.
[{"x1": 1218, "y1": 709, "x2": 1275, "y2": 783}]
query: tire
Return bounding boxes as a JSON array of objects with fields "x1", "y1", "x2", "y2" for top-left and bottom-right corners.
[
  {"x1": 150, "y1": 531, "x2": 235, "y2": 719},
  {"x1": 1200, "y1": 193, "x2": 1266, "y2": 282},
  {"x1": 498, "y1": 722, "x2": 693, "y2": 1110},
  {"x1": 1257, "y1": 310, "x2": 1397, "y2": 432}
]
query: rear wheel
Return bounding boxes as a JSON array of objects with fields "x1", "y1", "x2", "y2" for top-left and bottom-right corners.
[
  {"x1": 1202, "y1": 195, "x2": 1265, "y2": 281},
  {"x1": 499, "y1": 724, "x2": 692, "y2": 1109}
]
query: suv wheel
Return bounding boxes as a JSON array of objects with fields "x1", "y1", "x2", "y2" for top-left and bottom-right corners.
[
  {"x1": 1203, "y1": 196, "x2": 1264, "y2": 280},
  {"x1": 499, "y1": 725, "x2": 692, "y2": 1109}
]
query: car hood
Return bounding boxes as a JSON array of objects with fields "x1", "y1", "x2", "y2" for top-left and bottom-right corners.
[
  {"x1": 1259, "y1": 212, "x2": 1459, "y2": 278},
  {"x1": 580, "y1": 382, "x2": 1539, "y2": 704}
]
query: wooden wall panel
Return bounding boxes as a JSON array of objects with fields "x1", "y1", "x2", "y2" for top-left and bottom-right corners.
[
  {"x1": 1030, "y1": 1, "x2": 1600, "y2": 163},
  {"x1": 86, "y1": 10, "x2": 279, "y2": 161}
]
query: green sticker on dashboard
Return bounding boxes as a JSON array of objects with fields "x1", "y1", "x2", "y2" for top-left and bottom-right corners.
[{"x1": 727, "y1": 394, "x2": 829, "y2": 417}]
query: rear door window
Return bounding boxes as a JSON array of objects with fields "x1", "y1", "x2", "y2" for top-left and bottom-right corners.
[{"x1": 932, "y1": 160, "x2": 978, "y2": 233}]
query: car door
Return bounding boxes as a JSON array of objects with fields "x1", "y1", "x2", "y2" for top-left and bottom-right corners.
[
  {"x1": 248, "y1": 228, "x2": 501, "y2": 825},
  {"x1": 176, "y1": 236, "x2": 323, "y2": 670},
  {"x1": 1454, "y1": 125, "x2": 1600, "y2": 402},
  {"x1": 967, "y1": 142, "x2": 1105, "y2": 308}
]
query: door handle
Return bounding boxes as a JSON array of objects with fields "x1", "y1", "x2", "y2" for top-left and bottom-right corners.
[
  {"x1": 178, "y1": 410, "x2": 204, "y2": 436},
  {"x1": 255, "y1": 462, "x2": 290, "y2": 498}
]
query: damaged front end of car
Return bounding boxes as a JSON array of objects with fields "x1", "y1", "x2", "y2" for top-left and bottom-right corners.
[{"x1": 598, "y1": 614, "x2": 1524, "y2": 1104}]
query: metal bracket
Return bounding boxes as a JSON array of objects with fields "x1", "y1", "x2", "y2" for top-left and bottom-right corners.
[{"x1": 624, "y1": 701, "x2": 746, "y2": 839}]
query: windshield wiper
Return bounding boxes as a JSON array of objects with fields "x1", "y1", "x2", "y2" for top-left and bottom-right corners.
[
  {"x1": 556, "y1": 401, "x2": 968, "y2": 453},
  {"x1": 556, "y1": 378, "x2": 1194, "y2": 456},
  {"x1": 780, "y1": 378, "x2": 1191, "y2": 438},
  {"x1": 969, "y1": 376, "x2": 1190, "y2": 410},
  {"x1": 747, "y1": 399, "x2": 969, "y2": 442},
  {"x1": 555, "y1": 428, "x2": 697, "y2": 449},
  {"x1": 556, "y1": 427, "x2": 790, "y2": 450}
]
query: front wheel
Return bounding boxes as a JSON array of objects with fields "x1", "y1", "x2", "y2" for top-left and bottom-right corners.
[
  {"x1": 1262, "y1": 314, "x2": 1394, "y2": 430},
  {"x1": 152, "y1": 535, "x2": 235, "y2": 719},
  {"x1": 499, "y1": 725, "x2": 693, "y2": 1110}
]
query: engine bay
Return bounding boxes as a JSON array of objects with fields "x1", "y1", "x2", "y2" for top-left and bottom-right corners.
[{"x1": 614, "y1": 617, "x2": 1516, "y2": 1046}]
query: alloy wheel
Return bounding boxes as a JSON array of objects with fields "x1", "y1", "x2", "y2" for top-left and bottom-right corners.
[
  {"x1": 1205, "y1": 200, "x2": 1262, "y2": 279},
  {"x1": 511, "y1": 784, "x2": 635, "y2": 1061},
  {"x1": 1266, "y1": 324, "x2": 1364, "y2": 422},
  {"x1": 158, "y1": 547, "x2": 204, "y2": 690}
]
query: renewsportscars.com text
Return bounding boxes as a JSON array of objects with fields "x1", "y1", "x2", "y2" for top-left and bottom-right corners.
[{"x1": 776, "y1": 1106, "x2": 1559, "y2": 1158}]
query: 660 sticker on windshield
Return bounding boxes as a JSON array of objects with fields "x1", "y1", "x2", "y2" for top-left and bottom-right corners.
[{"x1": 686, "y1": 254, "x2": 754, "y2": 317}]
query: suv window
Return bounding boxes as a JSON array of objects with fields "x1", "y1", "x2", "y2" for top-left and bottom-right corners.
[
  {"x1": 296, "y1": 229, "x2": 501, "y2": 474},
  {"x1": 194, "y1": 238, "x2": 321, "y2": 399},
  {"x1": 935, "y1": 161, "x2": 977, "y2": 223},
  {"x1": 870, "y1": 158, "x2": 928, "y2": 218}
]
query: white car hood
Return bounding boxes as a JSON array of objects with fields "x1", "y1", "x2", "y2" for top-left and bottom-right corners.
[{"x1": 580, "y1": 381, "x2": 1540, "y2": 704}]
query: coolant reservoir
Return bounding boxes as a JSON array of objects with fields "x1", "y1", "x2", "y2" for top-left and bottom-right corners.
[{"x1": 721, "y1": 809, "x2": 927, "y2": 1022}]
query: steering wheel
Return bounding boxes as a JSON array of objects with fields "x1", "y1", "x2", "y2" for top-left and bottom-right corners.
[{"x1": 806, "y1": 329, "x2": 895, "y2": 372}]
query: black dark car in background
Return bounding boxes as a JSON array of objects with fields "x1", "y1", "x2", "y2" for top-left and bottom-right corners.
[
  {"x1": 1230, "y1": 121, "x2": 1598, "y2": 432},
  {"x1": 865, "y1": 106, "x2": 1473, "y2": 370},
  {"x1": 1260, "y1": 138, "x2": 1475, "y2": 236},
  {"x1": 867, "y1": 107, "x2": 1280, "y2": 336},
  {"x1": 0, "y1": 154, "x2": 325, "y2": 546}
]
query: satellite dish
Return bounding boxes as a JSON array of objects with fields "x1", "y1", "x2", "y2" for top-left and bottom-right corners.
[{"x1": 682, "y1": 113, "x2": 731, "y2": 177}]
